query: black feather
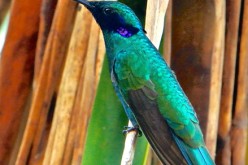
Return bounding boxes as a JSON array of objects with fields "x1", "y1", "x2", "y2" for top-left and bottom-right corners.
[{"x1": 128, "y1": 88, "x2": 188, "y2": 165}]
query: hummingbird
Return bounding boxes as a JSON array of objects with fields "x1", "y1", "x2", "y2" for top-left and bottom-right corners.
[{"x1": 75, "y1": 0, "x2": 215, "y2": 164}]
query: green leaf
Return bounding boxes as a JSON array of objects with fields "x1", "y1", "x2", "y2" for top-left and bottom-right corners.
[{"x1": 133, "y1": 137, "x2": 149, "y2": 165}]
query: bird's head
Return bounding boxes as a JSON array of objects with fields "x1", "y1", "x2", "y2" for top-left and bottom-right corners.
[{"x1": 75, "y1": 0, "x2": 143, "y2": 38}]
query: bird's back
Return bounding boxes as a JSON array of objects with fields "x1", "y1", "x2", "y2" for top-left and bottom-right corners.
[{"x1": 123, "y1": 34, "x2": 215, "y2": 164}]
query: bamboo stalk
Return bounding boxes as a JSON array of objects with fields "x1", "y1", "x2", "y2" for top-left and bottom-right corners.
[
  {"x1": 70, "y1": 7, "x2": 107, "y2": 164},
  {"x1": 26, "y1": 1, "x2": 58, "y2": 165},
  {"x1": 44, "y1": 6, "x2": 102, "y2": 165},
  {"x1": 216, "y1": 0, "x2": 241, "y2": 164},
  {"x1": 121, "y1": 121, "x2": 138, "y2": 165},
  {"x1": 163, "y1": 0, "x2": 172, "y2": 65},
  {"x1": 95, "y1": 31, "x2": 106, "y2": 84},
  {"x1": 39, "y1": 1, "x2": 77, "y2": 164},
  {"x1": 48, "y1": 17, "x2": 89, "y2": 165},
  {"x1": 8, "y1": 95, "x2": 32, "y2": 165},
  {"x1": 0, "y1": 0, "x2": 41, "y2": 163},
  {"x1": 34, "y1": 0, "x2": 57, "y2": 83},
  {"x1": 0, "y1": 0, "x2": 11, "y2": 26},
  {"x1": 70, "y1": 29, "x2": 105, "y2": 165},
  {"x1": 61, "y1": 7, "x2": 93, "y2": 165},
  {"x1": 231, "y1": 0, "x2": 248, "y2": 163},
  {"x1": 145, "y1": 0, "x2": 169, "y2": 48},
  {"x1": 71, "y1": 18, "x2": 102, "y2": 165},
  {"x1": 205, "y1": 0, "x2": 226, "y2": 157},
  {"x1": 16, "y1": 0, "x2": 76, "y2": 164}
]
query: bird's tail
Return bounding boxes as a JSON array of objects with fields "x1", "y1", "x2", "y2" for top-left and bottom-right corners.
[{"x1": 173, "y1": 134, "x2": 215, "y2": 165}]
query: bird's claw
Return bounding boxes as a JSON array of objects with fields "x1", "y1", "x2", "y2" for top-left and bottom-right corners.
[{"x1": 122, "y1": 125, "x2": 142, "y2": 137}]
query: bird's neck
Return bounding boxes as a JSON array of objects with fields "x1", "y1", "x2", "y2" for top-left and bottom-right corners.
[
  {"x1": 102, "y1": 31, "x2": 129, "y2": 68},
  {"x1": 102, "y1": 30, "x2": 145, "y2": 69}
]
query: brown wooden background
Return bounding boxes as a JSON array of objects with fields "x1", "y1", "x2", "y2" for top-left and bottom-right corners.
[{"x1": 0, "y1": 0, "x2": 247, "y2": 164}]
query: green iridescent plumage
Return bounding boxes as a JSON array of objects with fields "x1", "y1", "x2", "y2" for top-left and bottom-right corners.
[{"x1": 76, "y1": 0, "x2": 215, "y2": 164}]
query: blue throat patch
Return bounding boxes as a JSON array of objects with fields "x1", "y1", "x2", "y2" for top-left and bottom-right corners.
[{"x1": 116, "y1": 27, "x2": 133, "y2": 37}]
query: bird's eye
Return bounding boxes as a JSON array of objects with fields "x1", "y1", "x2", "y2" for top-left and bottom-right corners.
[{"x1": 103, "y1": 8, "x2": 113, "y2": 15}]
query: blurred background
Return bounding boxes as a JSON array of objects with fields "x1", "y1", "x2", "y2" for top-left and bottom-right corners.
[{"x1": 0, "y1": 0, "x2": 247, "y2": 164}]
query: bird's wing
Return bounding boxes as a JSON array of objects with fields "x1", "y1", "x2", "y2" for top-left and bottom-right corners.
[
  {"x1": 113, "y1": 49, "x2": 214, "y2": 165},
  {"x1": 113, "y1": 50, "x2": 187, "y2": 165}
]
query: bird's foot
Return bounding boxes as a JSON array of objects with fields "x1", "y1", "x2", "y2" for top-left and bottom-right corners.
[{"x1": 122, "y1": 125, "x2": 142, "y2": 137}]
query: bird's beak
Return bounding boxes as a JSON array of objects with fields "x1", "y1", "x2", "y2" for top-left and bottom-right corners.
[{"x1": 74, "y1": 0, "x2": 93, "y2": 10}]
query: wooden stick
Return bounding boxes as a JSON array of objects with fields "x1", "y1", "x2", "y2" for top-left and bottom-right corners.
[
  {"x1": 121, "y1": 121, "x2": 138, "y2": 165},
  {"x1": 0, "y1": 0, "x2": 11, "y2": 26},
  {"x1": 205, "y1": 0, "x2": 226, "y2": 157},
  {"x1": 61, "y1": 7, "x2": 92, "y2": 165},
  {"x1": 163, "y1": 0, "x2": 172, "y2": 65},
  {"x1": 95, "y1": 31, "x2": 106, "y2": 84},
  {"x1": 0, "y1": 0, "x2": 42, "y2": 163},
  {"x1": 25, "y1": 1, "x2": 58, "y2": 165},
  {"x1": 231, "y1": 0, "x2": 248, "y2": 163},
  {"x1": 40, "y1": 1, "x2": 79, "y2": 164},
  {"x1": 145, "y1": 0, "x2": 169, "y2": 48},
  {"x1": 70, "y1": 27, "x2": 106, "y2": 165},
  {"x1": 48, "y1": 18, "x2": 89, "y2": 165},
  {"x1": 71, "y1": 18, "x2": 101, "y2": 165},
  {"x1": 216, "y1": 0, "x2": 241, "y2": 164},
  {"x1": 34, "y1": 0, "x2": 57, "y2": 83},
  {"x1": 16, "y1": 0, "x2": 76, "y2": 164}
]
